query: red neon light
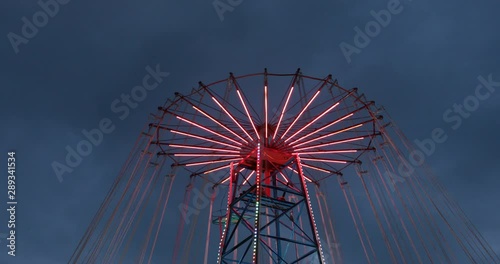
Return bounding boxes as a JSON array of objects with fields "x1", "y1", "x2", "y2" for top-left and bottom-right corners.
[
  {"x1": 297, "y1": 149, "x2": 358, "y2": 155},
  {"x1": 287, "y1": 166, "x2": 313, "y2": 182},
  {"x1": 211, "y1": 96, "x2": 254, "y2": 141},
  {"x1": 174, "y1": 153, "x2": 240, "y2": 157},
  {"x1": 288, "y1": 113, "x2": 354, "y2": 146},
  {"x1": 176, "y1": 116, "x2": 242, "y2": 146},
  {"x1": 300, "y1": 157, "x2": 347, "y2": 164},
  {"x1": 281, "y1": 90, "x2": 321, "y2": 139},
  {"x1": 203, "y1": 164, "x2": 232, "y2": 174},
  {"x1": 242, "y1": 171, "x2": 255, "y2": 185},
  {"x1": 264, "y1": 85, "x2": 268, "y2": 140},
  {"x1": 300, "y1": 163, "x2": 332, "y2": 173},
  {"x1": 170, "y1": 130, "x2": 241, "y2": 150},
  {"x1": 278, "y1": 171, "x2": 289, "y2": 183},
  {"x1": 221, "y1": 176, "x2": 231, "y2": 184},
  {"x1": 292, "y1": 124, "x2": 363, "y2": 148},
  {"x1": 192, "y1": 106, "x2": 248, "y2": 143},
  {"x1": 294, "y1": 137, "x2": 365, "y2": 152},
  {"x1": 273, "y1": 86, "x2": 294, "y2": 139},
  {"x1": 236, "y1": 90, "x2": 260, "y2": 139},
  {"x1": 285, "y1": 102, "x2": 340, "y2": 143},
  {"x1": 184, "y1": 158, "x2": 242, "y2": 167},
  {"x1": 168, "y1": 144, "x2": 239, "y2": 153}
]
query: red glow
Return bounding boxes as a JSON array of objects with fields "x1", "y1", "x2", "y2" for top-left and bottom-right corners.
[
  {"x1": 242, "y1": 171, "x2": 255, "y2": 185},
  {"x1": 300, "y1": 157, "x2": 347, "y2": 164},
  {"x1": 292, "y1": 123, "x2": 363, "y2": 148},
  {"x1": 176, "y1": 116, "x2": 242, "y2": 146},
  {"x1": 169, "y1": 130, "x2": 241, "y2": 150},
  {"x1": 286, "y1": 102, "x2": 340, "y2": 142},
  {"x1": 300, "y1": 163, "x2": 332, "y2": 174},
  {"x1": 273, "y1": 86, "x2": 294, "y2": 139},
  {"x1": 184, "y1": 158, "x2": 242, "y2": 167},
  {"x1": 174, "y1": 153, "x2": 240, "y2": 157},
  {"x1": 294, "y1": 137, "x2": 365, "y2": 152},
  {"x1": 287, "y1": 166, "x2": 313, "y2": 182},
  {"x1": 221, "y1": 176, "x2": 231, "y2": 184},
  {"x1": 192, "y1": 106, "x2": 248, "y2": 143},
  {"x1": 168, "y1": 144, "x2": 239, "y2": 153},
  {"x1": 281, "y1": 90, "x2": 321, "y2": 139},
  {"x1": 211, "y1": 96, "x2": 254, "y2": 141},
  {"x1": 264, "y1": 85, "x2": 268, "y2": 140},
  {"x1": 288, "y1": 113, "x2": 354, "y2": 146},
  {"x1": 203, "y1": 164, "x2": 232, "y2": 174},
  {"x1": 278, "y1": 172, "x2": 289, "y2": 183},
  {"x1": 297, "y1": 149, "x2": 358, "y2": 155},
  {"x1": 236, "y1": 90, "x2": 260, "y2": 139}
]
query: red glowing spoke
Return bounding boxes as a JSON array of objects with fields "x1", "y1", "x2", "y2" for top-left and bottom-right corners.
[
  {"x1": 242, "y1": 171, "x2": 255, "y2": 185},
  {"x1": 169, "y1": 130, "x2": 241, "y2": 150},
  {"x1": 300, "y1": 163, "x2": 333, "y2": 174},
  {"x1": 174, "y1": 153, "x2": 240, "y2": 157},
  {"x1": 299, "y1": 157, "x2": 348, "y2": 164},
  {"x1": 297, "y1": 149, "x2": 358, "y2": 155},
  {"x1": 278, "y1": 172, "x2": 289, "y2": 183},
  {"x1": 168, "y1": 144, "x2": 240, "y2": 153},
  {"x1": 294, "y1": 136, "x2": 366, "y2": 152},
  {"x1": 285, "y1": 102, "x2": 340, "y2": 143},
  {"x1": 280, "y1": 76, "x2": 331, "y2": 140},
  {"x1": 211, "y1": 96, "x2": 254, "y2": 141},
  {"x1": 288, "y1": 104, "x2": 371, "y2": 146},
  {"x1": 176, "y1": 116, "x2": 242, "y2": 146},
  {"x1": 264, "y1": 85, "x2": 268, "y2": 140},
  {"x1": 285, "y1": 90, "x2": 356, "y2": 143},
  {"x1": 292, "y1": 121, "x2": 368, "y2": 149},
  {"x1": 236, "y1": 89, "x2": 260, "y2": 140},
  {"x1": 192, "y1": 105, "x2": 249, "y2": 143},
  {"x1": 280, "y1": 90, "x2": 321, "y2": 139},
  {"x1": 288, "y1": 113, "x2": 354, "y2": 146},
  {"x1": 221, "y1": 176, "x2": 231, "y2": 184},
  {"x1": 273, "y1": 86, "x2": 294, "y2": 139},
  {"x1": 178, "y1": 158, "x2": 242, "y2": 167},
  {"x1": 286, "y1": 166, "x2": 313, "y2": 182},
  {"x1": 202, "y1": 164, "x2": 232, "y2": 175}
]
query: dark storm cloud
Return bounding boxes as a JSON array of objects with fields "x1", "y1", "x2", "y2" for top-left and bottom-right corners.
[{"x1": 1, "y1": 0, "x2": 499, "y2": 262}]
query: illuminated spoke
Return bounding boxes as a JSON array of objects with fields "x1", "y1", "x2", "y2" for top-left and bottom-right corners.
[
  {"x1": 231, "y1": 75, "x2": 260, "y2": 139},
  {"x1": 294, "y1": 136, "x2": 366, "y2": 152},
  {"x1": 273, "y1": 86, "x2": 294, "y2": 139},
  {"x1": 285, "y1": 90, "x2": 355, "y2": 143},
  {"x1": 280, "y1": 76, "x2": 331, "y2": 139},
  {"x1": 168, "y1": 144, "x2": 240, "y2": 153},
  {"x1": 264, "y1": 85, "x2": 268, "y2": 140},
  {"x1": 203, "y1": 164, "x2": 232, "y2": 175},
  {"x1": 291, "y1": 120, "x2": 371, "y2": 149},
  {"x1": 300, "y1": 157, "x2": 350, "y2": 164},
  {"x1": 288, "y1": 104, "x2": 372, "y2": 146},
  {"x1": 301, "y1": 163, "x2": 334, "y2": 174},
  {"x1": 286, "y1": 166, "x2": 313, "y2": 182},
  {"x1": 176, "y1": 116, "x2": 242, "y2": 146},
  {"x1": 174, "y1": 153, "x2": 241, "y2": 157},
  {"x1": 169, "y1": 130, "x2": 241, "y2": 150},
  {"x1": 211, "y1": 96, "x2": 254, "y2": 141},
  {"x1": 192, "y1": 105, "x2": 249, "y2": 143},
  {"x1": 177, "y1": 158, "x2": 242, "y2": 167},
  {"x1": 297, "y1": 149, "x2": 359, "y2": 155}
]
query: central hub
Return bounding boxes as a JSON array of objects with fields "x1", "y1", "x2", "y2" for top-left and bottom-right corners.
[{"x1": 240, "y1": 147, "x2": 292, "y2": 171}]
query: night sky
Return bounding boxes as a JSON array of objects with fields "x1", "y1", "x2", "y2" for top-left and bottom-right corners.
[{"x1": 1, "y1": 0, "x2": 499, "y2": 263}]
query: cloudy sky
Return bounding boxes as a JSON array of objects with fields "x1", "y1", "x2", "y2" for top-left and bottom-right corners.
[{"x1": 1, "y1": 0, "x2": 499, "y2": 263}]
